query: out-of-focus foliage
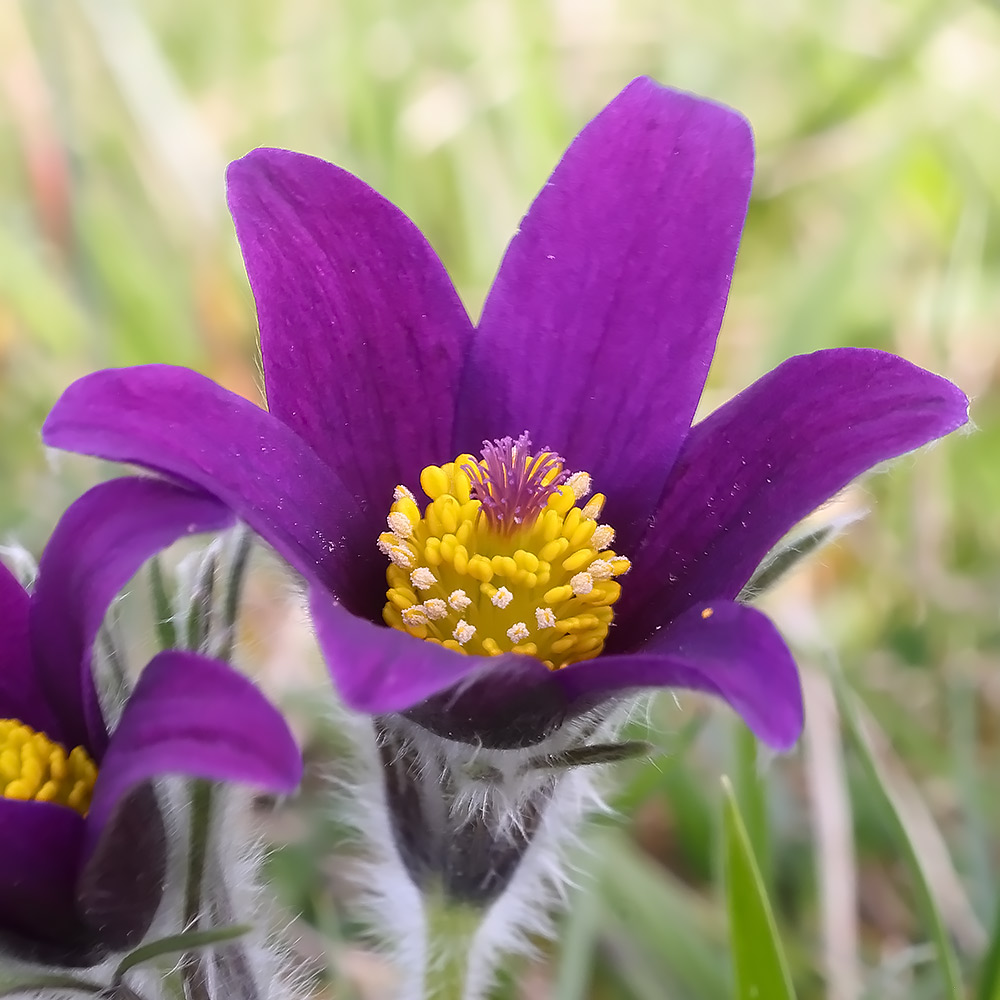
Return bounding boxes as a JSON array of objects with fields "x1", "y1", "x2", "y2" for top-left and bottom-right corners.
[{"x1": 1, "y1": 0, "x2": 999, "y2": 997}]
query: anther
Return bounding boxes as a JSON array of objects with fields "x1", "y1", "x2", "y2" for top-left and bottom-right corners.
[
  {"x1": 387, "y1": 511, "x2": 413, "y2": 538},
  {"x1": 410, "y1": 567, "x2": 436, "y2": 591},
  {"x1": 570, "y1": 572, "x2": 594, "y2": 596},
  {"x1": 401, "y1": 606, "x2": 429, "y2": 626},
  {"x1": 448, "y1": 589, "x2": 472, "y2": 612},
  {"x1": 565, "y1": 471, "x2": 592, "y2": 501},
  {"x1": 588, "y1": 559, "x2": 613, "y2": 580},
  {"x1": 506, "y1": 622, "x2": 530, "y2": 644},
  {"x1": 424, "y1": 598, "x2": 448, "y2": 620},
  {"x1": 581, "y1": 493, "x2": 605, "y2": 519},
  {"x1": 535, "y1": 607, "x2": 556, "y2": 629},
  {"x1": 491, "y1": 587, "x2": 513, "y2": 609},
  {"x1": 453, "y1": 620, "x2": 476, "y2": 645},
  {"x1": 591, "y1": 525, "x2": 615, "y2": 550}
]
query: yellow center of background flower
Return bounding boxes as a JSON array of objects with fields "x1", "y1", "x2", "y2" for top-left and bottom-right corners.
[
  {"x1": 379, "y1": 436, "x2": 630, "y2": 669},
  {"x1": 0, "y1": 718, "x2": 97, "y2": 816}
]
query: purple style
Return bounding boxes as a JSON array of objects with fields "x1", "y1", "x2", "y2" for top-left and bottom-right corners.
[
  {"x1": 0, "y1": 477, "x2": 301, "y2": 964},
  {"x1": 42, "y1": 79, "x2": 968, "y2": 753}
]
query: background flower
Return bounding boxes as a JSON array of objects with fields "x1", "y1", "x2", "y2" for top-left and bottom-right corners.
[{"x1": 0, "y1": 476, "x2": 301, "y2": 966}]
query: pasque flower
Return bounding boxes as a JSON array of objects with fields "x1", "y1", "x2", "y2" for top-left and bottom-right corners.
[
  {"x1": 0, "y1": 477, "x2": 301, "y2": 965},
  {"x1": 42, "y1": 78, "x2": 968, "y2": 754}
]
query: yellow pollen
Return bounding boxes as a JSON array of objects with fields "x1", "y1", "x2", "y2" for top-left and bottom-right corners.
[
  {"x1": 379, "y1": 443, "x2": 630, "y2": 671},
  {"x1": 0, "y1": 719, "x2": 97, "y2": 817},
  {"x1": 701, "y1": 607, "x2": 714, "y2": 619}
]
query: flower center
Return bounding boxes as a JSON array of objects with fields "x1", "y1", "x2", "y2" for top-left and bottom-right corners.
[
  {"x1": 0, "y1": 718, "x2": 98, "y2": 816},
  {"x1": 379, "y1": 434, "x2": 630, "y2": 670}
]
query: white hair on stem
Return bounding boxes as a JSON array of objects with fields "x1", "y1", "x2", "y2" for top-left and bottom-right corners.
[{"x1": 324, "y1": 692, "x2": 644, "y2": 1000}]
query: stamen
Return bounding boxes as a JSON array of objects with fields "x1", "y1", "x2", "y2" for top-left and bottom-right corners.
[
  {"x1": 453, "y1": 620, "x2": 476, "y2": 645},
  {"x1": 565, "y1": 471, "x2": 592, "y2": 501},
  {"x1": 387, "y1": 511, "x2": 413, "y2": 538},
  {"x1": 401, "y1": 606, "x2": 428, "y2": 626},
  {"x1": 588, "y1": 559, "x2": 613, "y2": 580},
  {"x1": 491, "y1": 587, "x2": 513, "y2": 609},
  {"x1": 0, "y1": 719, "x2": 97, "y2": 817},
  {"x1": 410, "y1": 567, "x2": 436, "y2": 591},
  {"x1": 581, "y1": 493, "x2": 605, "y2": 519},
  {"x1": 380, "y1": 439, "x2": 631, "y2": 670},
  {"x1": 448, "y1": 589, "x2": 472, "y2": 612},
  {"x1": 535, "y1": 607, "x2": 556, "y2": 629},
  {"x1": 424, "y1": 598, "x2": 448, "y2": 620},
  {"x1": 506, "y1": 622, "x2": 530, "y2": 644},
  {"x1": 592, "y1": 524, "x2": 615, "y2": 550}
]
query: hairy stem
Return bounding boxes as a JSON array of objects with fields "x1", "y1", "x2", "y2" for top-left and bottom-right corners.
[
  {"x1": 180, "y1": 780, "x2": 214, "y2": 1000},
  {"x1": 423, "y1": 896, "x2": 480, "y2": 1000}
]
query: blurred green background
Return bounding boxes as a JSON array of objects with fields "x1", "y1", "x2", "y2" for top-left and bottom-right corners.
[{"x1": 2, "y1": 0, "x2": 998, "y2": 997}]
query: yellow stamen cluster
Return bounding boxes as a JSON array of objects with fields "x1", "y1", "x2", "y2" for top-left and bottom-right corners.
[
  {"x1": 379, "y1": 451, "x2": 630, "y2": 670},
  {"x1": 0, "y1": 718, "x2": 97, "y2": 816}
]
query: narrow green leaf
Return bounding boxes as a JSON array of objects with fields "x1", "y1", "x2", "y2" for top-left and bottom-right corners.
[
  {"x1": 214, "y1": 526, "x2": 253, "y2": 661},
  {"x1": 596, "y1": 832, "x2": 730, "y2": 1000},
  {"x1": 738, "y1": 524, "x2": 836, "y2": 603},
  {"x1": 721, "y1": 776, "x2": 796, "y2": 1000},
  {"x1": 836, "y1": 678, "x2": 965, "y2": 1000},
  {"x1": 553, "y1": 867, "x2": 602, "y2": 1000},
  {"x1": 731, "y1": 725, "x2": 772, "y2": 894},
  {"x1": 976, "y1": 899, "x2": 1000, "y2": 1000},
  {"x1": 112, "y1": 922, "x2": 251, "y2": 980},
  {"x1": 526, "y1": 740, "x2": 653, "y2": 772},
  {"x1": 149, "y1": 557, "x2": 177, "y2": 650},
  {"x1": 0, "y1": 972, "x2": 100, "y2": 997}
]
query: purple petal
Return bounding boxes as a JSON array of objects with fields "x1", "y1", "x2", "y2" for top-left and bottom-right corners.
[
  {"x1": 617, "y1": 349, "x2": 970, "y2": 643},
  {"x1": 85, "y1": 650, "x2": 301, "y2": 855},
  {"x1": 308, "y1": 586, "x2": 480, "y2": 712},
  {"x1": 42, "y1": 365, "x2": 383, "y2": 616},
  {"x1": 407, "y1": 601, "x2": 803, "y2": 751},
  {"x1": 557, "y1": 601, "x2": 803, "y2": 750},
  {"x1": 227, "y1": 148, "x2": 474, "y2": 507},
  {"x1": 0, "y1": 560, "x2": 60, "y2": 739},
  {"x1": 0, "y1": 798, "x2": 83, "y2": 947},
  {"x1": 31, "y1": 477, "x2": 235, "y2": 757},
  {"x1": 456, "y1": 77, "x2": 754, "y2": 550}
]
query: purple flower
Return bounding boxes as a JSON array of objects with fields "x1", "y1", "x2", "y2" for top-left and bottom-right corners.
[
  {"x1": 0, "y1": 477, "x2": 301, "y2": 965},
  {"x1": 42, "y1": 78, "x2": 968, "y2": 754}
]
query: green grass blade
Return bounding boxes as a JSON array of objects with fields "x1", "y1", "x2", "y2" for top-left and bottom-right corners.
[
  {"x1": 976, "y1": 899, "x2": 1000, "y2": 1000},
  {"x1": 596, "y1": 832, "x2": 730, "y2": 1000},
  {"x1": 721, "y1": 776, "x2": 796, "y2": 1000},
  {"x1": 976, "y1": 905, "x2": 1000, "y2": 1000},
  {"x1": 836, "y1": 677, "x2": 965, "y2": 1000}
]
